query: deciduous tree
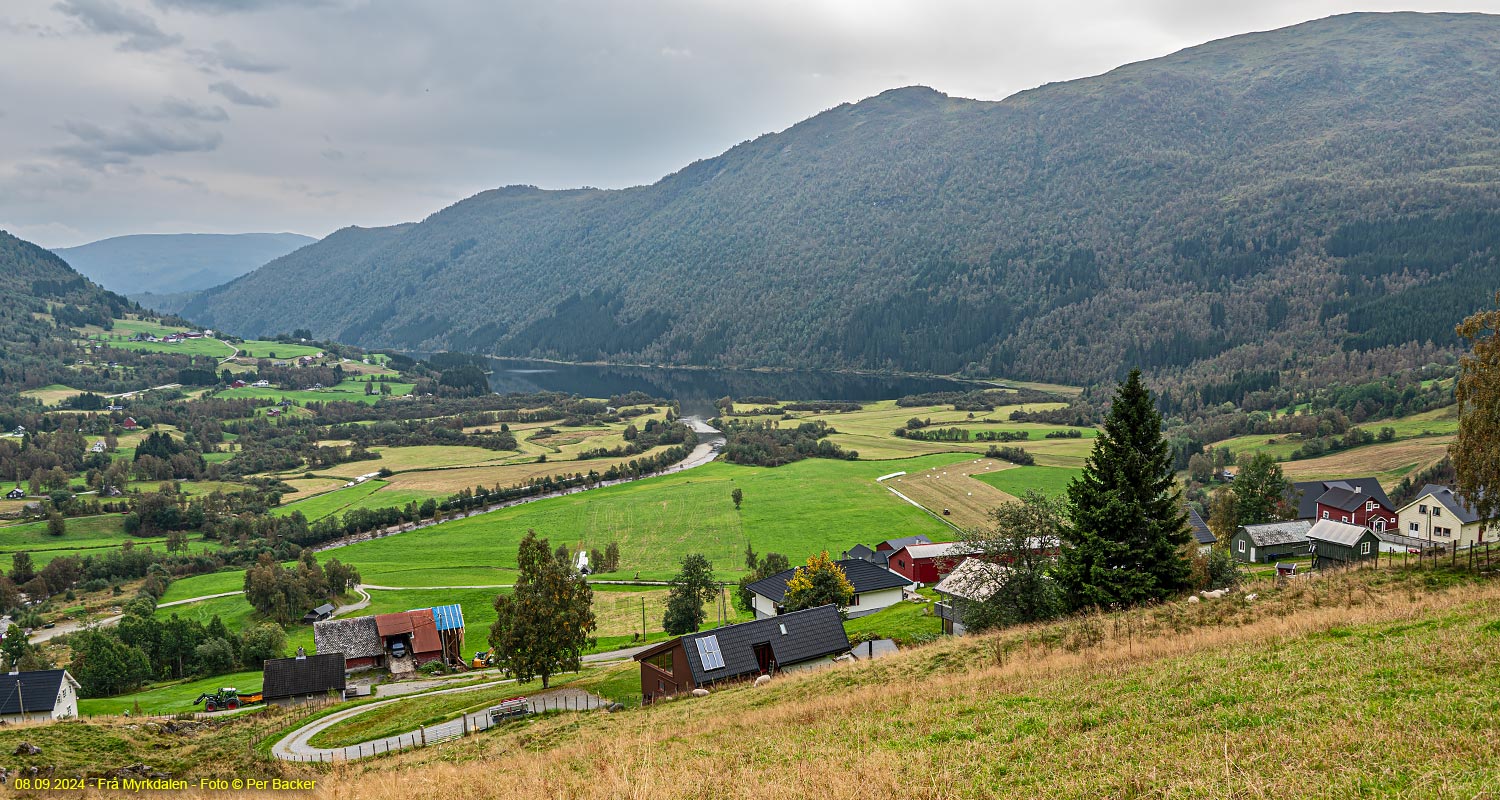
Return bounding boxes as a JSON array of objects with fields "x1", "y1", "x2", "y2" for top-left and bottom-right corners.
[
  {"x1": 781, "y1": 551, "x2": 854, "y2": 614},
  {"x1": 489, "y1": 530, "x2": 596, "y2": 688},
  {"x1": 663, "y1": 553, "x2": 717, "y2": 635},
  {"x1": 960, "y1": 490, "x2": 1066, "y2": 631},
  {"x1": 1453, "y1": 295, "x2": 1500, "y2": 521}
]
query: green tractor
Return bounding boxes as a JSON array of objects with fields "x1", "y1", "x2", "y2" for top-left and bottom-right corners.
[{"x1": 193, "y1": 687, "x2": 262, "y2": 712}]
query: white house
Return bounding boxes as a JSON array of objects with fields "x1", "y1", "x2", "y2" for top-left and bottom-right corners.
[
  {"x1": 933, "y1": 557, "x2": 1007, "y2": 636},
  {"x1": 1396, "y1": 484, "x2": 1495, "y2": 549},
  {"x1": 0, "y1": 669, "x2": 80, "y2": 723},
  {"x1": 744, "y1": 558, "x2": 912, "y2": 619}
]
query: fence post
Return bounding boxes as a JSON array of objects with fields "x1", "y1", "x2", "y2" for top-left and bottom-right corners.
[{"x1": 421, "y1": 725, "x2": 426, "y2": 746}]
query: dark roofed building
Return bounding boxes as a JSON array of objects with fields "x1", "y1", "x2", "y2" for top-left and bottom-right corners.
[
  {"x1": 0, "y1": 669, "x2": 80, "y2": 723},
  {"x1": 745, "y1": 558, "x2": 912, "y2": 618},
  {"x1": 1231, "y1": 519, "x2": 1313, "y2": 563},
  {"x1": 262, "y1": 651, "x2": 346, "y2": 704},
  {"x1": 314, "y1": 616, "x2": 384, "y2": 671},
  {"x1": 1186, "y1": 506, "x2": 1216, "y2": 552},
  {"x1": 844, "y1": 543, "x2": 878, "y2": 563},
  {"x1": 1289, "y1": 478, "x2": 1393, "y2": 521},
  {"x1": 634, "y1": 604, "x2": 849, "y2": 703},
  {"x1": 302, "y1": 603, "x2": 335, "y2": 624},
  {"x1": 1307, "y1": 519, "x2": 1382, "y2": 568}
]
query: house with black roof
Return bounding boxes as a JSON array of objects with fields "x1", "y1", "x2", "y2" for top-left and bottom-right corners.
[
  {"x1": 1288, "y1": 478, "x2": 1393, "y2": 522},
  {"x1": 1185, "y1": 506, "x2": 1216, "y2": 554},
  {"x1": 745, "y1": 558, "x2": 913, "y2": 619},
  {"x1": 302, "y1": 603, "x2": 336, "y2": 624},
  {"x1": 5, "y1": 487, "x2": 23, "y2": 500},
  {"x1": 633, "y1": 604, "x2": 849, "y2": 703},
  {"x1": 844, "y1": 535, "x2": 933, "y2": 567},
  {"x1": 262, "y1": 650, "x2": 346, "y2": 705},
  {"x1": 0, "y1": 669, "x2": 80, "y2": 723}
]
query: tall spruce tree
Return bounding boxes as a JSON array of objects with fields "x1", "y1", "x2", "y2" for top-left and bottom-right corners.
[{"x1": 1057, "y1": 369, "x2": 1191, "y2": 609}]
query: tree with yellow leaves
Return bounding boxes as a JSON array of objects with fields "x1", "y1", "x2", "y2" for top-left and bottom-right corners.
[
  {"x1": 1453, "y1": 295, "x2": 1500, "y2": 522},
  {"x1": 781, "y1": 551, "x2": 854, "y2": 615}
]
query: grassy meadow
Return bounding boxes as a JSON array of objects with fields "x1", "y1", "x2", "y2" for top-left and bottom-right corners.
[{"x1": 77, "y1": 670, "x2": 264, "y2": 716}]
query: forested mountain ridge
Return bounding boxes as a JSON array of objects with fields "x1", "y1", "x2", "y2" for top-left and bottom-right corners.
[
  {"x1": 52, "y1": 232, "x2": 317, "y2": 314},
  {"x1": 0, "y1": 231, "x2": 136, "y2": 393},
  {"x1": 184, "y1": 12, "x2": 1500, "y2": 386}
]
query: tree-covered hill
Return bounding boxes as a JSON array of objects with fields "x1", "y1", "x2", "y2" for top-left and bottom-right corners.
[
  {"x1": 0, "y1": 231, "x2": 136, "y2": 393},
  {"x1": 52, "y1": 232, "x2": 317, "y2": 313},
  {"x1": 184, "y1": 12, "x2": 1500, "y2": 385}
]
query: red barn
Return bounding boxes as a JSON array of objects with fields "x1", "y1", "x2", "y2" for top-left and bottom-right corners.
[{"x1": 884, "y1": 542, "x2": 982, "y2": 584}]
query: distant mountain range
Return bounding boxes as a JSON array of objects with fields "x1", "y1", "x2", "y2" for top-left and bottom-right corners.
[
  {"x1": 54, "y1": 232, "x2": 316, "y2": 313},
  {"x1": 183, "y1": 13, "x2": 1500, "y2": 385}
]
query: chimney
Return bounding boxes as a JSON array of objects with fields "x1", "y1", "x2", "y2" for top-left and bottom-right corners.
[
  {"x1": 296, "y1": 647, "x2": 307, "y2": 660},
  {"x1": 1354, "y1": 486, "x2": 1362, "y2": 493}
]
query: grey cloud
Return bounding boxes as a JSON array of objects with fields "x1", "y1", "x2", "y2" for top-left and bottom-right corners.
[
  {"x1": 205, "y1": 40, "x2": 282, "y2": 72},
  {"x1": 53, "y1": 0, "x2": 181, "y2": 52},
  {"x1": 153, "y1": 0, "x2": 337, "y2": 13},
  {"x1": 52, "y1": 119, "x2": 222, "y2": 168},
  {"x1": 208, "y1": 80, "x2": 279, "y2": 107},
  {"x1": 158, "y1": 97, "x2": 230, "y2": 121}
]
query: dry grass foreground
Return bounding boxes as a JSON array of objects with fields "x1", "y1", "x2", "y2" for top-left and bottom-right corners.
[{"x1": 115, "y1": 566, "x2": 1492, "y2": 800}]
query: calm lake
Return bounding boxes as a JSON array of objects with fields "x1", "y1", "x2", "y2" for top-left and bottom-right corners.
[{"x1": 481, "y1": 358, "x2": 982, "y2": 418}]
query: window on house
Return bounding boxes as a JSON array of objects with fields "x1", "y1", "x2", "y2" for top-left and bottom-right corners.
[
  {"x1": 1433, "y1": 507, "x2": 1442, "y2": 517},
  {"x1": 1366, "y1": 501, "x2": 1375, "y2": 511},
  {"x1": 644, "y1": 651, "x2": 673, "y2": 675},
  {"x1": 1237, "y1": 540, "x2": 1245, "y2": 553},
  {"x1": 1322, "y1": 511, "x2": 1329, "y2": 519},
  {"x1": 1419, "y1": 505, "x2": 1427, "y2": 514},
  {"x1": 849, "y1": 594, "x2": 859, "y2": 606},
  {"x1": 1410, "y1": 522, "x2": 1420, "y2": 533},
  {"x1": 1360, "y1": 542, "x2": 1371, "y2": 555},
  {"x1": 1342, "y1": 515, "x2": 1349, "y2": 523}
]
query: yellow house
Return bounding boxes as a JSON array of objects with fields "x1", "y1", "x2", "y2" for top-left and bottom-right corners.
[{"x1": 1395, "y1": 485, "x2": 1493, "y2": 548}]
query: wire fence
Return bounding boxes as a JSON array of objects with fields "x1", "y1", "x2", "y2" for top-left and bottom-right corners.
[{"x1": 273, "y1": 691, "x2": 607, "y2": 763}]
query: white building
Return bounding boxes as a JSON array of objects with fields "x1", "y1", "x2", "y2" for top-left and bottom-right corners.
[
  {"x1": 0, "y1": 669, "x2": 80, "y2": 723},
  {"x1": 1396, "y1": 484, "x2": 1495, "y2": 549},
  {"x1": 744, "y1": 558, "x2": 912, "y2": 619}
]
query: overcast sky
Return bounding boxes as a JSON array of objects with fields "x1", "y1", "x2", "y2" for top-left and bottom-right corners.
[{"x1": 3, "y1": 0, "x2": 1497, "y2": 247}]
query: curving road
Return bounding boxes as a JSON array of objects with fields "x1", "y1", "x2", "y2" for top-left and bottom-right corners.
[
  {"x1": 271, "y1": 682, "x2": 604, "y2": 762},
  {"x1": 27, "y1": 590, "x2": 246, "y2": 644}
]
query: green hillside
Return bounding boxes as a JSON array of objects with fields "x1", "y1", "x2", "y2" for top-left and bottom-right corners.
[{"x1": 186, "y1": 13, "x2": 1500, "y2": 385}]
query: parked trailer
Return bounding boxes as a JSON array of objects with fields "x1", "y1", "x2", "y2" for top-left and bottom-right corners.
[{"x1": 488, "y1": 697, "x2": 531, "y2": 724}]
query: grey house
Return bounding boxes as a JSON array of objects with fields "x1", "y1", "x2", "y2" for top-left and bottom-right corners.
[
  {"x1": 1231, "y1": 520, "x2": 1313, "y2": 563},
  {"x1": 1186, "y1": 506, "x2": 1216, "y2": 554},
  {"x1": 1307, "y1": 519, "x2": 1381, "y2": 568}
]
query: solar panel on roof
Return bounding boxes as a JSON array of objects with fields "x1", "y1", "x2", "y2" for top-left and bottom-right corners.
[{"x1": 696, "y1": 635, "x2": 725, "y2": 670}]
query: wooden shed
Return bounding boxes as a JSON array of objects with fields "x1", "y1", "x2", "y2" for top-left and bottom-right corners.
[{"x1": 1307, "y1": 519, "x2": 1381, "y2": 569}]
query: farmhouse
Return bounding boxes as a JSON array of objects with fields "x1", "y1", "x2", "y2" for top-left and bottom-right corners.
[
  {"x1": 230, "y1": 380, "x2": 247, "y2": 389},
  {"x1": 934, "y1": 558, "x2": 1006, "y2": 636},
  {"x1": 262, "y1": 650, "x2": 346, "y2": 705},
  {"x1": 634, "y1": 604, "x2": 849, "y2": 703},
  {"x1": 122, "y1": 417, "x2": 139, "y2": 430},
  {"x1": 1289, "y1": 478, "x2": 1393, "y2": 522},
  {"x1": 5, "y1": 487, "x2": 23, "y2": 500},
  {"x1": 1231, "y1": 519, "x2": 1313, "y2": 563},
  {"x1": 1313, "y1": 484, "x2": 1397, "y2": 532},
  {"x1": 1397, "y1": 484, "x2": 1495, "y2": 548},
  {"x1": 745, "y1": 558, "x2": 912, "y2": 618},
  {"x1": 89, "y1": 440, "x2": 105, "y2": 453},
  {"x1": 1185, "y1": 505, "x2": 1216, "y2": 554},
  {"x1": 252, "y1": 380, "x2": 270, "y2": 388},
  {"x1": 885, "y1": 541, "x2": 986, "y2": 583},
  {"x1": 314, "y1": 616, "x2": 384, "y2": 672},
  {"x1": 0, "y1": 669, "x2": 80, "y2": 723},
  {"x1": 1307, "y1": 519, "x2": 1381, "y2": 568}
]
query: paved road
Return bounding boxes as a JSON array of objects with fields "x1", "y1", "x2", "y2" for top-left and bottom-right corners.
[
  {"x1": 27, "y1": 590, "x2": 244, "y2": 644},
  {"x1": 272, "y1": 682, "x2": 604, "y2": 762},
  {"x1": 105, "y1": 383, "x2": 181, "y2": 399}
]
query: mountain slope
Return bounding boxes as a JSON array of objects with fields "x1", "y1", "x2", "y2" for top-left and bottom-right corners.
[
  {"x1": 185, "y1": 12, "x2": 1500, "y2": 384},
  {"x1": 54, "y1": 232, "x2": 316, "y2": 302},
  {"x1": 0, "y1": 231, "x2": 136, "y2": 393}
]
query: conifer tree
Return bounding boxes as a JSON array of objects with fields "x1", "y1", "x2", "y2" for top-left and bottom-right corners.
[{"x1": 1057, "y1": 369, "x2": 1191, "y2": 609}]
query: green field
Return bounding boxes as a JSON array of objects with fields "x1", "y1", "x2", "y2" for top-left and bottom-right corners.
[
  {"x1": 160, "y1": 570, "x2": 249, "y2": 603},
  {"x1": 217, "y1": 378, "x2": 414, "y2": 406},
  {"x1": 0, "y1": 514, "x2": 176, "y2": 564},
  {"x1": 108, "y1": 337, "x2": 237, "y2": 359},
  {"x1": 272, "y1": 480, "x2": 391, "y2": 521},
  {"x1": 844, "y1": 588, "x2": 941, "y2": 646},
  {"x1": 317, "y1": 454, "x2": 966, "y2": 586},
  {"x1": 233, "y1": 340, "x2": 323, "y2": 359},
  {"x1": 77, "y1": 670, "x2": 264, "y2": 716},
  {"x1": 972, "y1": 465, "x2": 1081, "y2": 498}
]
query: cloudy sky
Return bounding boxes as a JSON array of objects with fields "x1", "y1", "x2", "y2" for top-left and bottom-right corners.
[{"x1": 2, "y1": 0, "x2": 1497, "y2": 247}]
